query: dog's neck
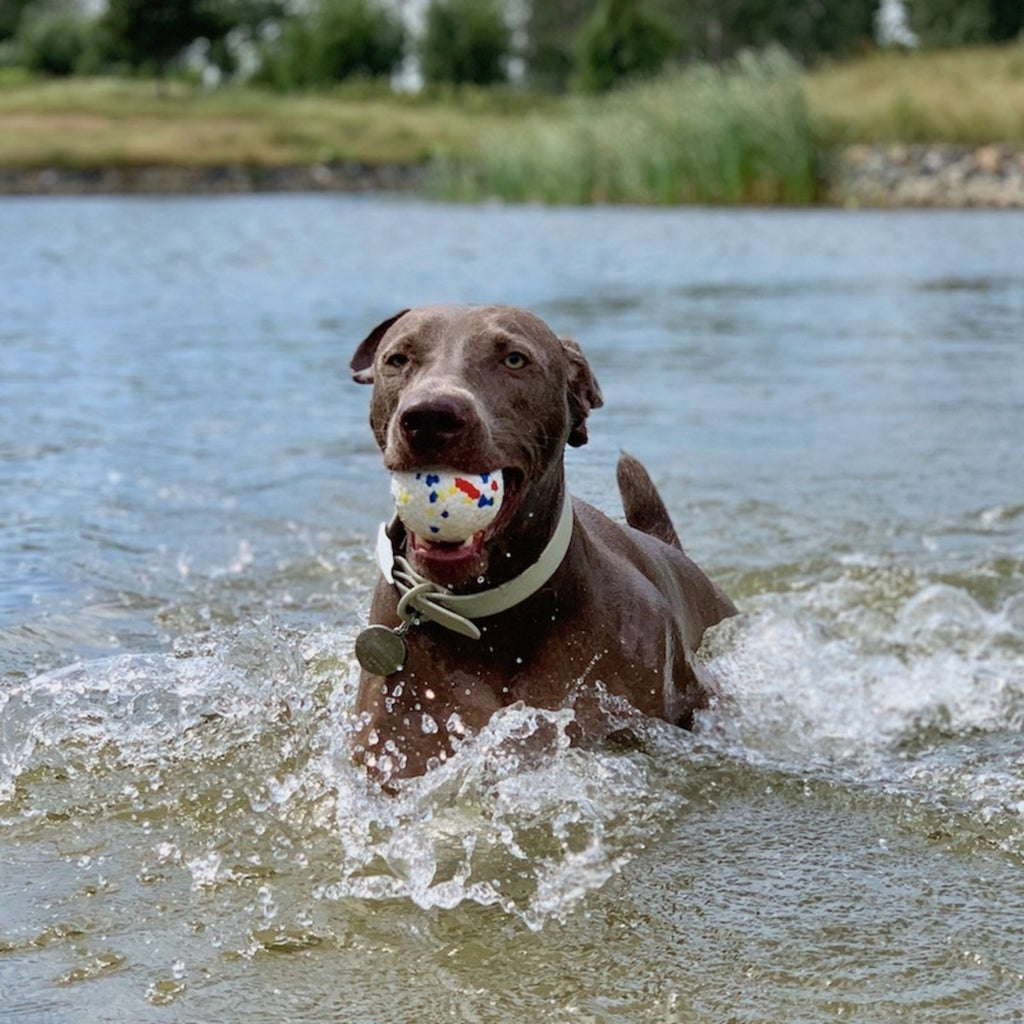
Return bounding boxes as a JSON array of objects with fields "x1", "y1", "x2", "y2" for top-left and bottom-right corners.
[
  {"x1": 483, "y1": 471, "x2": 567, "y2": 585},
  {"x1": 377, "y1": 492, "x2": 574, "y2": 640}
]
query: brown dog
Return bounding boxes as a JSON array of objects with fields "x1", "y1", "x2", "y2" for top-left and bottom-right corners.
[{"x1": 350, "y1": 304, "x2": 736, "y2": 782}]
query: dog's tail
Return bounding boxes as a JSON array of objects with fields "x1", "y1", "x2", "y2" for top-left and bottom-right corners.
[{"x1": 616, "y1": 452, "x2": 683, "y2": 551}]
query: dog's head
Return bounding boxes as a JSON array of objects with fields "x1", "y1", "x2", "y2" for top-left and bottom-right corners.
[{"x1": 351, "y1": 304, "x2": 602, "y2": 587}]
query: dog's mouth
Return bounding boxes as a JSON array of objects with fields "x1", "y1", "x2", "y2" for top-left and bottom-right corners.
[{"x1": 405, "y1": 468, "x2": 523, "y2": 584}]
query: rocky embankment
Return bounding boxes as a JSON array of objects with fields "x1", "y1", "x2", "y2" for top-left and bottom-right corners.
[
  {"x1": 0, "y1": 160, "x2": 425, "y2": 195},
  {"x1": 2, "y1": 145, "x2": 1023, "y2": 206},
  {"x1": 834, "y1": 143, "x2": 1024, "y2": 208}
]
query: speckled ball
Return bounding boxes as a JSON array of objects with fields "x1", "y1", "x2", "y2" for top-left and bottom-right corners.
[{"x1": 391, "y1": 469, "x2": 504, "y2": 542}]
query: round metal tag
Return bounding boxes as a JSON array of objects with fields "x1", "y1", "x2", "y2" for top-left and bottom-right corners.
[{"x1": 355, "y1": 625, "x2": 407, "y2": 676}]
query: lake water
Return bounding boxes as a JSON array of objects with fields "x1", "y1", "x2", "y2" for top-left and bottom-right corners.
[{"x1": 1, "y1": 195, "x2": 1023, "y2": 1023}]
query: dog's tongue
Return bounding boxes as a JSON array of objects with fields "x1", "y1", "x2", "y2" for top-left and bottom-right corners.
[
  {"x1": 407, "y1": 527, "x2": 487, "y2": 582},
  {"x1": 410, "y1": 528, "x2": 486, "y2": 558}
]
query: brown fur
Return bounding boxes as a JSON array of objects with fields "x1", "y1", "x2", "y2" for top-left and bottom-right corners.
[{"x1": 350, "y1": 304, "x2": 736, "y2": 782}]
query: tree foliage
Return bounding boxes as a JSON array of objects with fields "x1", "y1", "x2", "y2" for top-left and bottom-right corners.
[
  {"x1": 902, "y1": 0, "x2": 1021, "y2": 46},
  {"x1": 256, "y1": 0, "x2": 404, "y2": 89},
  {"x1": 574, "y1": 0, "x2": 677, "y2": 93},
  {"x1": 647, "y1": 0, "x2": 877, "y2": 64},
  {"x1": 16, "y1": 7, "x2": 93, "y2": 75},
  {"x1": 525, "y1": 0, "x2": 593, "y2": 90},
  {"x1": 312, "y1": 0, "x2": 404, "y2": 81},
  {"x1": 6, "y1": 0, "x2": 1024, "y2": 94},
  {"x1": 421, "y1": 0, "x2": 511, "y2": 86},
  {"x1": 989, "y1": 0, "x2": 1024, "y2": 42},
  {"x1": 103, "y1": 0, "x2": 221, "y2": 73},
  {"x1": 0, "y1": 0, "x2": 32, "y2": 42}
]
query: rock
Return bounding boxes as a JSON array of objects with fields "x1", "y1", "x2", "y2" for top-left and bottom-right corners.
[
  {"x1": 836, "y1": 143, "x2": 1024, "y2": 208},
  {"x1": 973, "y1": 144, "x2": 1004, "y2": 176}
]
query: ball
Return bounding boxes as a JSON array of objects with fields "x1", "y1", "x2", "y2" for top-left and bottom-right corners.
[{"x1": 391, "y1": 468, "x2": 504, "y2": 543}]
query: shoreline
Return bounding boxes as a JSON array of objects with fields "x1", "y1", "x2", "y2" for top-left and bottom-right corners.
[
  {"x1": 0, "y1": 160, "x2": 426, "y2": 196},
  {"x1": 2, "y1": 145, "x2": 1023, "y2": 207}
]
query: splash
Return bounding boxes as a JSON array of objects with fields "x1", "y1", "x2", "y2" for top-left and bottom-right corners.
[
  {"x1": 310, "y1": 695, "x2": 676, "y2": 930},
  {"x1": 1, "y1": 621, "x2": 685, "y2": 931},
  {"x1": 3, "y1": 562, "x2": 1022, "y2": 929},
  {"x1": 695, "y1": 563, "x2": 1024, "y2": 858},
  {"x1": 698, "y1": 569, "x2": 1024, "y2": 764}
]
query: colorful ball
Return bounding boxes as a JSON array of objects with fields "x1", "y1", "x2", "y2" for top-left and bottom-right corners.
[{"x1": 391, "y1": 469, "x2": 504, "y2": 542}]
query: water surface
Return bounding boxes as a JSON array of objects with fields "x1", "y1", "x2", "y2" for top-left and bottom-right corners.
[{"x1": 1, "y1": 196, "x2": 1023, "y2": 1022}]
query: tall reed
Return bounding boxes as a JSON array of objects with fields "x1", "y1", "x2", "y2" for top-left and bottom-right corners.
[{"x1": 436, "y1": 48, "x2": 820, "y2": 205}]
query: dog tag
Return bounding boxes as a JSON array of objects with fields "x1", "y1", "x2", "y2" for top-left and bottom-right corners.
[{"x1": 355, "y1": 625, "x2": 407, "y2": 676}]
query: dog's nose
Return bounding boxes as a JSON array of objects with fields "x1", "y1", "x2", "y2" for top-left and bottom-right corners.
[{"x1": 399, "y1": 396, "x2": 472, "y2": 454}]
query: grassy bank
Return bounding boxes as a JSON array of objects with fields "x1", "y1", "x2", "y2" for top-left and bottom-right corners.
[
  {"x1": 0, "y1": 74, "x2": 542, "y2": 169},
  {"x1": 1, "y1": 42, "x2": 1023, "y2": 202}
]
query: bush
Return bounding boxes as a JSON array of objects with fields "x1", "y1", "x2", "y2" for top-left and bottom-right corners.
[
  {"x1": 575, "y1": 0, "x2": 677, "y2": 93},
  {"x1": 257, "y1": 0, "x2": 404, "y2": 89},
  {"x1": 16, "y1": 8, "x2": 99, "y2": 76},
  {"x1": 421, "y1": 0, "x2": 510, "y2": 86}
]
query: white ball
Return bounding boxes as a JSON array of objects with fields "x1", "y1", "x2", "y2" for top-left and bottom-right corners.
[{"x1": 391, "y1": 469, "x2": 504, "y2": 542}]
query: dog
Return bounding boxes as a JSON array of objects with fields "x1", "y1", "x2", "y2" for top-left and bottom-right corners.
[{"x1": 349, "y1": 304, "x2": 736, "y2": 782}]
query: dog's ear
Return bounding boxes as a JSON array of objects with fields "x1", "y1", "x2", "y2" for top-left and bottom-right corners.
[
  {"x1": 350, "y1": 309, "x2": 410, "y2": 384},
  {"x1": 562, "y1": 337, "x2": 603, "y2": 447}
]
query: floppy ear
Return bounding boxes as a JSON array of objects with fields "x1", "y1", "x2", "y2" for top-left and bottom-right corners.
[
  {"x1": 562, "y1": 337, "x2": 603, "y2": 447},
  {"x1": 350, "y1": 309, "x2": 410, "y2": 384}
]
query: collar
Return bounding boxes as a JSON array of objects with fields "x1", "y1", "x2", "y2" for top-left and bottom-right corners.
[{"x1": 375, "y1": 494, "x2": 574, "y2": 640}]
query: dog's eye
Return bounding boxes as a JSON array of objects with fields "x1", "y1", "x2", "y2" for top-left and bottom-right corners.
[
  {"x1": 503, "y1": 351, "x2": 529, "y2": 369},
  {"x1": 384, "y1": 352, "x2": 409, "y2": 369}
]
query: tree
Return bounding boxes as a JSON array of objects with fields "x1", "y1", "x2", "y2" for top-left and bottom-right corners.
[
  {"x1": 0, "y1": 0, "x2": 33, "y2": 42},
  {"x1": 574, "y1": 0, "x2": 677, "y2": 93},
  {"x1": 256, "y1": 0, "x2": 404, "y2": 89},
  {"x1": 644, "y1": 0, "x2": 876, "y2": 65},
  {"x1": 421, "y1": 0, "x2": 511, "y2": 86},
  {"x1": 104, "y1": 0, "x2": 222, "y2": 74},
  {"x1": 986, "y1": 0, "x2": 1023, "y2": 42},
  {"x1": 903, "y1": 0, "x2": 990, "y2": 46},
  {"x1": 16, "y1": 7, "x2": 93, "y2": 75},
  {"x1": 525, "y1": 0, "x2": 594, "y2": 91},
  {"x1": 312, "y1": 0, "x2": 405, "y2": 82}
]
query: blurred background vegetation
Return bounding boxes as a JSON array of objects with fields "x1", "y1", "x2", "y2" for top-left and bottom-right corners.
[{"x1": 1, "y1": 0, "x2": 1023, "y2": 202}]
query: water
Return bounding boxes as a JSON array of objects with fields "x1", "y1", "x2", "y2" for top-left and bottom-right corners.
[{"x1": 1, "y1": 195, "x2": 1023, "y2": 1022}]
